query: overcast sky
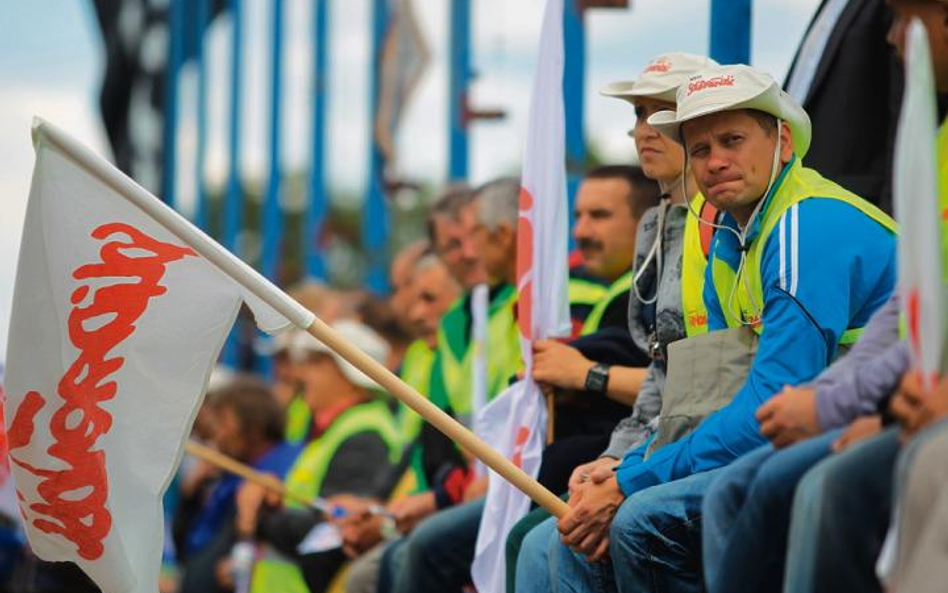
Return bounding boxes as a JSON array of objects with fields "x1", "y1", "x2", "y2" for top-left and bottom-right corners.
[{"x1": 0, "y1": 0, "x2": 822, "y2": 361}]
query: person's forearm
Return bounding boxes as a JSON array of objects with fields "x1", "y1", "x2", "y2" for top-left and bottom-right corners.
[{"x1": 604, "y1": 365, "x2": 647, "y2": 406}]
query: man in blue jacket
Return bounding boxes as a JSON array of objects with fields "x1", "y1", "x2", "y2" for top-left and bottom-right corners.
[{"x1": 514, "y1": 64, "x2": 896, "y2": 593}]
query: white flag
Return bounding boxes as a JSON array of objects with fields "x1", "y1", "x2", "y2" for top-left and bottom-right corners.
[
  {"x1": 471, "y1": 283, "x2": 489, "y2": 478},
  {"x1": 472, "y1": 0, "x2": 571, "y2": 590},
  {"x1": 894, "y1": 20, "x2": 944, "y2": 390},
  {"x1": 4, "y1": 119, "x2": 313, "y2": 593},
  {"x1": 878, "y1": 18, "x2": 944, "y2": 584}
]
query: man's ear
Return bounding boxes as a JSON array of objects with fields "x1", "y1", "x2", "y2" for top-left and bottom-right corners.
[
  {"x1": 499, "y1": 222, "x2": 517, "y2": 252},
  {"x1": 779, "y1": 120, "x2": 794, "y2": 164}
]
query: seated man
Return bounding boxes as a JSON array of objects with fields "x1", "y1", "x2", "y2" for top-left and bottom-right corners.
[
  {"x1": 337, "y1": 253, "x2": 462, "y2": 593},
  {"x1": 237, "y1": 320, "x2": 402, "y2": 593},
  {"x1": 371, "y1": 177, "x2": 537, "y2": 593},
  {"x1": 176, "y1": 376, "x2": 300, "y2": 593},
  {"x1": 517, "y1": 63, "x2": 897, "y2": 593},
  {"x1": 532, "y1": 165, "x2": 660, "y2": 489}
]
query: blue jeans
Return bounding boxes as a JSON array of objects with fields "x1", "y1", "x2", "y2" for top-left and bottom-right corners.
[
  {"x1": 702, "y1": 430, "x2": 840, "y2": 593},
  {"x1": 784, "y1": 428, "x2": 900, "y2": 593},
  {"x1": 514, "y1": 514, "x2": 557, "y2": 593},
  {"x1": 519, "y1": 469, "x2": 719, "y2": 593},
  {"x1": 379, "y1": 498, "x2": 485, "y2": 593}
]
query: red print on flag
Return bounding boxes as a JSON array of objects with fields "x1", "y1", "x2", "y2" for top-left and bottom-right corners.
[{"x1": 8, "y1": 223, "x2": 194, "y2": 560}]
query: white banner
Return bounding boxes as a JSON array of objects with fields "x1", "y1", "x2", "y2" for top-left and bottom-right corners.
[
  {"x1": 471, "y1": 0, "x2": 571, "y2": 591},
  {"x1": 894, "y1": 20, "x2": 944, "y2": 390},
  {"x1": 878, "y1": 18, "x2": 945, "y2": 584},
  {"x1": 3, "y1": 120, "x2": 303, "y2": 593}
]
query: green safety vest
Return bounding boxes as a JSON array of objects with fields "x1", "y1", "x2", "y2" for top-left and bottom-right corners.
[
  {"x1": 681, "y1": 193, "x2": 716, "y2": 337},
  {"x1": 710, "y1": 158, "x2": 897, "y2": 345},
  {"x1": 284, "y1": 396, "x2": 312, "y2": 445},
  {"x1": 397, "y1": 339, "x2": 435, "y2": 444},
  {"x1": 250, "y1": 400, "x2": 401, "y2": 593},
  {"x1": 398, "y1": 339, "x2": 436, "y2": 493},
  {"x1": 580, "y1": 270, "x2": 634, "y2": 335},
  {"x1": 568, "y1": 275, "x2": 608, "y2": 328},
  {"x1": 430, "y1": 284, "x2": 522, "y2": 423}
]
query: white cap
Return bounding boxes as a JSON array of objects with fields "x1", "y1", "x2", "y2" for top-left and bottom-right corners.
[
  {"x1": 648, "y1": 64, "x2": 812, "y2": 158},
  {"x1": 600, "y1": 53, "x2": 719, "y2": 103},
  {"x1": 290, "y1": 320, "x2": 390, "y2": 391}
]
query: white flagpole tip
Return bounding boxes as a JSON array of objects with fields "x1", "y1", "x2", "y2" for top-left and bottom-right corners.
[{"x1": 30, "y1": 116, "x2": 50, "y2": 150}]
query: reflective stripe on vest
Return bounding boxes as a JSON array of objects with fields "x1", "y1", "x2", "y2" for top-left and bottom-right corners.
[
  {"x1": 397, "y1": 339, "x2": 435, "y2": 444},
  {"x1": 435, "y1": 285, "x2": 522, "y2": 419},
  {"x1": 580, "y1": 270, "x2": 634, "y2": 336},
  {"x1": 710, "y1": 158, "x2": 897, "y2": 346},
  {"x1": 568, "y1": 276, "x2": 608, "y2": 307},
  {"x1": 284, "y1": 396, "x2": 312, "y2": 445},
  {"x1": 250, "y1": 400, "x2": 401, "y2": 593},
  {"x1": 681, "y1": 193, "x2": 715, "y2": 337}
]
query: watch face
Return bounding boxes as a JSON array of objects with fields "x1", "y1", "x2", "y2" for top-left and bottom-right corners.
[{"x1": 585, "y1": 365, "x2": 608, "y2": 393}]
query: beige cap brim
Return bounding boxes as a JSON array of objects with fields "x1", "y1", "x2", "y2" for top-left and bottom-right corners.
[{"x1": 649, "y1": 87, "x2": 812, "y2": 158}]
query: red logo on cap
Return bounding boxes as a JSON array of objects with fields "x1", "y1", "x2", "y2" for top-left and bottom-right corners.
[
  {"x1": 643, "y1": 59, "x2": 672, "y2": 74},
  {"x1": 687, "y1": 75, "x2": 736, "y2": 96}
]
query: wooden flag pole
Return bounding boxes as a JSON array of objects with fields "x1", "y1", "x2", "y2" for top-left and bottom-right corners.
[
  {"x1": 185, "y1": 441, "x2": 394, "y2": 519},
  {"x1": 184, "y1": 440, "x2": 310, "y2": 507},
  {"x1": 305, "y1": 317, "x2": 571, "y2": 518},
  {"x1": 36, "y1": 118, "x2": 570, "y2": 520}
]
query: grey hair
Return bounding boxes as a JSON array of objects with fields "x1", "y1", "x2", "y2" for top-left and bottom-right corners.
[
  {"x1": 414, "y1": 251, "x2": 445, "y2": 273},
  {"x1": 473, "y1": 177, "x2": 521, "y2": 232},
  {"x1": 414, "y1": 252, "x2": 461, "y2": 292},
  {"x1": 426, "y1": 185, "x2": 474, "y2": 244}
]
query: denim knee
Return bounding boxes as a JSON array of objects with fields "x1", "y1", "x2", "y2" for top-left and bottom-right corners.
[{"x1": 515, "y1": 518, "x2": 557, "y2": 593}]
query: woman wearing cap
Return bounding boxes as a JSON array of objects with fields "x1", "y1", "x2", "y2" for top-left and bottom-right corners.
[{"x1": 511, "y1": 51, "x2": 719, "y2": 593}]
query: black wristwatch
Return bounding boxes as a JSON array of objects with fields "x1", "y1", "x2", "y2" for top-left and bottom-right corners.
[{"x1": 584, "y1": 363, "x2": 611, "y2": 394}]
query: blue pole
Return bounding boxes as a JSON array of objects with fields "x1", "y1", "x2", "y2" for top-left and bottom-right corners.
[
  {"x1": 194, "y1": 0, "x2": 211, "y2": 230},
  {"x1": 162, "y1": 0, "x2": 185, "y2": 207},
  {"x1": 256, "y1": 0, "x2": 285, "y2": 377},
  {"x1": 224, "y1": 0, "x2": 244, "y2": 256},
  {"x1": 223, "y1": 0, "x2": 244, "y2": 368},
  {"x1": 563, "y1": 0, "x2": 585, "y2": 241},
  {"x1": 362, "y1": 0, "x2": 390, "y2": 294},
  {"x1": 709, "y1": 0, "x2": 752, "y2": 64},
  {"x1": 305, "y1": 0, "x2": 330, "y2": 280},
  {"x1": 447, "y1": 0, "x2": 470, "y2": 182},
  {"x1": 262, "y1": 0, "x2": 284, "y2": 283}
]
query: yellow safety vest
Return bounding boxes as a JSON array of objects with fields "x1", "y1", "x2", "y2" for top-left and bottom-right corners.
[
  {"x1": 681, "y1": 193, "x2": 716, "y2": 337},
  {"x1": 250, "y1": 400, "x2": 401, "y2": 593},
  {"x1": 397, "y1": 339, "x2": 435, "y2": 444},
  {"x1": 433, "y1": 284, "x2": 522, "y2": 420},
  {"x1": 710, "y1": 158, "x2": 897, "y2": 345},
  {"x1": 580, "y1": 270, "x2": 634, "y2": 335}
]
